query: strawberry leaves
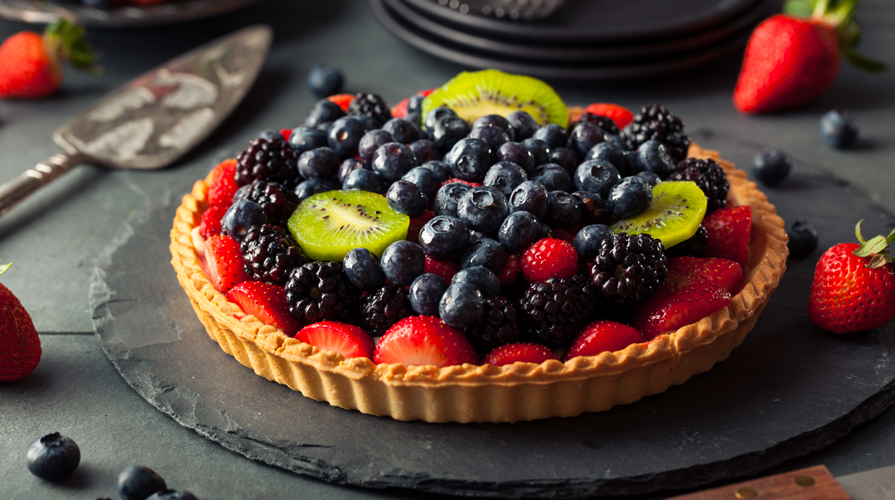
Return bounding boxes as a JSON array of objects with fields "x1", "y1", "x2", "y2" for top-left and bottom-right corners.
[
  {"x1": 43, "y1": 19, "x2": 100, "y2": 73},
  {"x1": 0, "y1": 261, "x2": 10, "y2": 276},
  {"x1": 852, "y1": 220, "x2": 895, "y2": 269}
]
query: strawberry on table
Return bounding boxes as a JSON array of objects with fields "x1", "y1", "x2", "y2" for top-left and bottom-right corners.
[
  {"x1": 703, "y1": 206, "x2": 752, "y2": 269},
  {"x1": 0, "y1": 262, "x2": 41, "y2": 381},
  {"x1": 297, "y1": 321, "x2": 375, "y2": 359},
  {"x1": 483, "y1": 343, "x2": 557, "y2": 366},
  {"x1": 203, "y1": 234, "x2": 249, "y2": 293},
  {"x1": 374, "y1": 315, "x2": 479, "y2": 367},
  {"x1": 563, "y1": 320, "x2": 644, "y2": 361},
  {"x1": 808, "y1": 221, "x2": 895, "y2": 334},
  {"x1": 733, "y1": 0, "x2": 885, "y2": 114},
  {"x1": 227, "y1": 281, "x2": 301, "y2": 337},
  {"x1": 0, "y1": 19, "x2": 98, "y2": 99}
]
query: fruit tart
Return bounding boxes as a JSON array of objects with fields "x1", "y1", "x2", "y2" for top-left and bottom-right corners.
[{"x1": 170, "y1": 70, "x2": 788, "y2": 423}]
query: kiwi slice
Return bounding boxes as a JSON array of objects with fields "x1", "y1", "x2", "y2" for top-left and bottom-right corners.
[
  {"x1": 287, "y1": 190, "x2": 409, "y2": 262},
  {"x1": 611, "y1": 181, "x2": 707, "y2": 249},
  {"x1": 421, "y1": 69, "x2": 569, "y2": 129}
]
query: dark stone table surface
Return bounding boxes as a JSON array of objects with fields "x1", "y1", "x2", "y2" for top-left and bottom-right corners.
[{"x1": 1, "y1": 0, "x2": 894, "y2": 498}]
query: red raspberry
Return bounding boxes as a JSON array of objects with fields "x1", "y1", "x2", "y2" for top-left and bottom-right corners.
[
  {"x1": 424, "y1": 254, "x2": 458, "y2": 283},
  {"x1": 520, "y1": 238, "x2": 578, "y2": 282}
]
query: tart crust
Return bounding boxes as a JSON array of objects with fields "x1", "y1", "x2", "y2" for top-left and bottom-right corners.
[{"x1": 170, "y1": 144, "x2": 788, "y2": 423}]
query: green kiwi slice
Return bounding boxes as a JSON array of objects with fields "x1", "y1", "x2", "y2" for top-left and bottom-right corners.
[
  {"x1": 611, "y1": 181, "x2": 707, "y2": 249},
  {"x1": 421, "y1": 69, "x2": 569, "y2": 129},
  {"x1": 287, "y1": 190, "x2": 409, "y2": 262}
]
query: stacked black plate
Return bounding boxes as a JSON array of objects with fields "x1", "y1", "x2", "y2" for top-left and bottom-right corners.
[{"x1": 371, "y1": 0, "x2": 774, "y2": 80}]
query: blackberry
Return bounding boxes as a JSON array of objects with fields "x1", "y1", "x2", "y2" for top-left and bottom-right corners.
[
  {"x1": 234, "y1": 138, "x2": 302, "y2": 189},
  {"x1": 285, "y1": 262, "x2": 360, "y2": 325},
  {"x1": 667, "y1": 158, "x2": 730, "y2": 213},
  {"x1": 358, "y1": 285, "x2": 413, "y2": 336},
  {"x1": 574, "y1": 112, "x2": 620, "y2": 135},
  {"x1": 519, "y1": 274, "x2": 598, "y2": 349},
  {"x1": 233, "y1": 180, "x2": 299, "y2": 228},
  {"x1": 621, "y1": 105, "x2": 691, "y2": 162},
  {"x1": 665, "y1": 225, "x2": 708, "y2": 258},
  {"x1": 464, "y1": 296, "x2": 521, "y2": 354},
  {"x1": 240, "y1": 224, "x2": 305, "y2": 286},
  {"x1": 588, "y1": 232, "x2": 667, "y2": 305},
  {"x1": 347, "y1": 93, "x2": 392, "y2": 129}
]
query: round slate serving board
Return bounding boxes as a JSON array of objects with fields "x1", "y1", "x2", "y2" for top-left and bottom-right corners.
[{"x1": 90, "y1": 131, "x2": 895, "y2": 499}]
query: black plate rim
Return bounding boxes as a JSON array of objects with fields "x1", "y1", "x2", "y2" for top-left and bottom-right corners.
[{"x1": 0, "y1": 0, "x2": 261, "y2": 27}]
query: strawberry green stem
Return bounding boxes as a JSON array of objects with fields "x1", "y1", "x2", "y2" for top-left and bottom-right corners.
[{"x1": 0, "y1": 262, "x2": 10, "y2": 276}]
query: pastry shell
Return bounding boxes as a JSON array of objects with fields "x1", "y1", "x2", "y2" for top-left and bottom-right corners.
[{"x1": 170, "y1": 144, "x2": 788, "y2": 423}]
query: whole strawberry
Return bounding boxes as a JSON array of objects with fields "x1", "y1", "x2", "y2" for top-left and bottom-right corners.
[
  {"x1": 733, "y1": 0, "x2": 885, "y2": 114},
  {"x1": 808, "y1": 222, "x2": 895, "y2": 334},
  {"x1": 0, "y1": 19, "x2": 98, "y2": 99},
  {"x1": 0, "y1": 262, "x2": 41, "y2": 381}
]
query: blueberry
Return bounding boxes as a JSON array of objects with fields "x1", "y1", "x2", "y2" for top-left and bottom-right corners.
[
  {"x1": 585, "y1": 141, "x2": 627, "y2": 175},
  {"x1": 424, "y1": 105, "x2": 457, "y2": 131},
  {"x1": 459, "y1": 238, "x2": 507, "y2": 273},
  {"x1": 354, "y1": 114, "x2": 380, "y2": 133},
  {"x1": 529, "y1": 162, "x2": 571, "y2": 192},
  {"x1": 573, "y1": 224, "x2": 615, "y2": 261},
  {"x1": 343, "y1": 247, "x2": 386, "y2": 292},
  {"x1": 752, "y1": 149, "x2": 792, "y2": 186},
  {"x1": 607, "y1": 176, "x2": 652, "y2": 218},
  {"x1": 787, "y1": 220, "x2": 819, "y2": 259},
  {"x1": 545, "y1": 190, "x2": 581, "y2": 229},
  {"x1": 294, "y1": 177, "x2": 340, "y2": 202},
  {"x1": 548, "y1": 147, "x2": 578, "y2": 175},
  {"x1": 458, "y1": 186, "x2": 510, "y2": 234},
  {"x1": 508, "y1": 180, "x2": 549, "y2": 220},
  {"x1": 635, "y1": 171, "x2": 661, "y2": 187},
  {"x1": 568, "y1": 122, "x2": 608, "y2": 157},
  {"x1": 26, "y1": 433, "x2": 80, "y2": 482},
  {"x1": 380, "y1": 240, "x2": 426, "y2": 286},
  {"x1": 571, "y1": 190, "x2": 611, "y2": 225},
  {"x1": 506, "y1": 111, "x2": 539, "y2": 141},
  {"x1": 298, "y1": 147, "x2": 340, "y2": 179},
  {"x1": 371, "y1": 142, "x2": 417, "y2": 182},
  {"x1": 328, "y1": 116, "x2": 367, "y2": 159},
  {"x1": 382, "y1": 118, "x2": 420, "y2": 144},
  {"x1": 621, "y1": 150, "x2": 642, "y2": 175},
  {"x1": 522, "y1": 138, "x2": 550, "y2": 167},
  {"x1": 498, "y1": 210, "x2": 540, "y2": 254},
  {"x1": 446, "y1": 138, "x2": 493, "y2": 182},
  {"x1": 289, "y1": 126, "x2": 328, "y2": 154},
  {"x1": 118, "y1": 465, "x2": 167, "y2": 500},
  {"x1": 439, "y1": 282, "x2": 484, "y2": 328},
  {"x1": 495, "y1": 141, "x2": 535, "y2": 174},
  {"x1": 402, "y1": 166, "x2": 439, "y2": 198},
  {"x1": 820, "y1": 110, "x2": 859, "y2": 149},
  {"x1": 387, "y1": 180, "x2": 428, "y2": 218},
  {"x1": 637, "y1": 140, "x2": 676, "y2": 177},
  {"x1": 256, "y1": 129, "x2": 284, "y2": 143},
  {"x1": 342, "y1": 168, "x2": 387, "y2": 194},
  {"x1": 405, "y1": 111, "x2": 423, "y2": 129},
  {"x1": 469, "y1": 125, "x2": 511, "y2": 150},
  {"x1": 358, "y1": 129, "x2": 394, "y2": 164},
  {"x1": 432, "y1": 182, "x2": 470, "y2": 218},
  {"x1": 453, "y1": 266, "x2": 500, "y2": 298},
  {"x1": 305, "y1": 99, "x2": 344, "y2": 128},
  {"x1": 145, "y1": 490, "x2": 198, "y2": 500},
  {"x1": 419, "y1": 215, "x2": 471, "y2": 260},
  {"x1": 473, "y1": 114, "x2": 515, "y2": 139},
  {"x1": 408, "y1": 139, "x2": 439, "y2": 165},
  {"x1": 574, "y1": 159, "x2": 621, "y2": 198},
  {"x1": 409, "y1": 273, "x2": 449, "y2": 316},
  {"x1": 538, "y1": 221, "x2": 554, "y2": 240},
  {"x1": 420, "y1": 160, "x2": 452, "y2": 185},
  {"x1": 484, "y1": 161, "x2": 528, "y2": 196},
  {"x1": 337, "y1": 158, "x2": 369, "y2": 183},
  {"x1": 221, "y1": 201, "x2": 268, "y2": 242},
  {"x1": 432, "y1": 116, "x2": 473, "y2": 154},
  {"x1": 407, "y1": 94, "x2": 426, "y2": 115},
  {"x1": 307, "y1": 64, "x2": 343, "y2": 97},
  {"x1": 532, "y1": 124, "x2": 569, "y2": 149}
]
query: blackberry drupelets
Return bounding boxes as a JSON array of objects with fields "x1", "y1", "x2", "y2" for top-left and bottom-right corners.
[
  {"x1": 588, "y1": 232, "x2": 668, "y2": 305},
  {"x1": 233, "y1": 180, "x2": 299, "y2": 228},
  {"x1": 464, "y1": 296, "x2": 521, "y2": 354},
  {"x1": 519, "y1": 274, "x2": 597, "y2": 349},
  {"x1": 241, "y1": 224, "x2": 305, "y2": 287},
  {"x1": 665, "y1": 225, "x2": 708, "y2": 258},
  {"x1": 667, "y1": 157, "x2": 730, "y2": 213},
  {"x1": 359, "y1": 285, "x2": 414, "y2": 336},
  {"x1": 622, "y1": 105, "x2": 691, "y2": 162},
  {"x1": 234, "y1": 137, "x2": 302, "y2": 189},
  {"x1": 285, "y1": 261, "x2": 360, "y2": 325},
  {"x1": 347, "y1": 92, "x2": 392, "y2": 129}
]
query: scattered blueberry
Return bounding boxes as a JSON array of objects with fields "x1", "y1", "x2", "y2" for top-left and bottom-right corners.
[
  {"x1": 297, "y1": 147, "x2": 340, "y2": 179},
  {"x1": 408, "y1": 139, "x2": 439, "y2": 165},
  {"x1": 289, "y1": 126, "x2": 328, "y2": 154},
  {"x1": 452, "y1": 266, "x2": 500, "y2": 297},
  {"x1": 459, "y1": 238, "x2": 507, "y2": 273},
  {"x1": 402, "y1": 166, "x2": 439, "y2": 198},
  {"x1": 420, "y1": 160, "x2": 452, "y2": 185},
  {"x1": 787, "y1": 221, "x2": 819, "y2": 259},
  {"x1": 424, "y1": 105, "x2": 457, "y2": 131},
  {"x1": 357, "y1": 129, "x2": 394, "y2": 164},
  {"x1": 294, "y1": 178, "x2": 340, "y2": 202},
  {"x1": 419, "y1": 215, "x2": 471, "y2": 260},
  {"x1": 382, "y1": 118, "x2": 420, "y2": 144},
  {"x1": 409, "y1": 273, "x2": 449, "y2": 316},
  {"x1": 304, "y1": 99, "x2": 344, "y2": 128},
  {"x1": 256, "y1": 129, "x2": 284, "y2": 143},
  {"x1": 473, "y1": 114, "x2": 515, "y2": 140},
  {"x1": 498, "y1": 210, "x2": 540, "y2": 254},
  {"x1": 439, "y1": 281, "x2": 484, "y2": 328},
  {"x1": 636, "y1": 140, "x2": 676, "y2": 177},
  {"x1": 506, "y1": 111, "x2": 539, "y2": 141},
  {"x1": 432, "y1": 182, "x2": 471, "y2": 218},
  {"x1": 508, "y1": 180, "x2": 549, "y2": 220},
  {"x1": 573, "y1": 224, "x2": 615, "y2": 262},
  {"x1": 532, "y1": 124, "x2": 568, "y2": 149},
  {"x1": 307, "y1": 65, "x2": 343, "y2": 97},
  {"x1": 548, "y1": 147, "x2": 578, "y2": 175},
  {"x1": 342, "y1": 168, "x2": 387, "y2": 194},
  {"x1": 407, "y1": 94, "x2": 426, "y2": 116},
  {"x1": 457, "y1": 186, "x2": 510, "y2": 234},
  {"x1": 386, "y1": 180, "x2": 428, "y2": 218},
  {"x1": 495, "y1": 141, "x2": 535, "y2": 174},
  {"x1": 26, "y1": 433, "x2": 80, "y2": 482},
  {"x1": 544, "y1": 190, "x2": 581, "y2": 229},
  {"x1": 484, "y1": 161, "x2": 528, "y2": 196},
  {"x1": 529, "y1": 162, "x2": 571, "y2": 192},
  {"x1": 606, "y1": 176, "x2": 652, "y2": 218},
  {"x1": 820, "y1": 110, "x2": 859, "y2": 149},
  {"x1": 571, "y1": 190, "x2": 611, "y2": 225},
  {"x1": 118, "y1": 465, "x2": 167, "y2": 500},
  {"x1": 371, "y1": 142, "x2": 417, "y2": 182},
  {"x1": 432, "y1": 116, "x2": 473, "y2": 155},
  {"x1": 521, "y1": 138, "x2": 550, "y2": 167},
  {"x1": 343, "y1": 247, "x2": 386, "y2": 292},
  {"x1": 380, "y1": 240, "x2": 426, "y2": 286},
  {"x1": 635, "y1": 171, "x2": 661, "y2": 187},
  {"x1": 568, "y1": 121, "x2": 608, "y2": 157},
  {"x1": 221, "y1": 201, "x2": 268, "y2": 242},
  {"x1": 446, "y1": 138, "x2": 493, "y2": 182},
  {"x1": 338, "y1": 158, "x2": 369, "y2": 183},
  {"x1": 585, "y1": 142, "x2": 627, "y2": 175},
  {"x1": 574, "y1": 159, "x2": 621, "y2": 198},
  {"x1": 752, "y1": 149, "x2": 792, "y2": 186},
  {"x1": 469, "y1": 125, "x2": 511, "y2": 150}
]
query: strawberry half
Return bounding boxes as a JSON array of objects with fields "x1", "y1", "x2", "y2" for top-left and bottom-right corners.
[
  {"x1": 390, "y1": 88, "x2": 436, "y2": 118},
  {"x1": 327, "y1": 93, "x2": 355, "y2": 112},
  {"x1": 582, "y1": 103, "x2": 634, "y2": 129},
  {"x1": 296, "y1": 321, "x2": 374, "y2": 359},
  {"x1": 483, "y1": 343, "x2": 557, "y2": 366},
  {"x1": 563, "y1": 320, "x2": 644, "y2": 361},
  {"x1": 633, "y1": 274, "x2": 732, "y2": 340},
  {"x1": 666, "y1": 256, "x2": 744, "y2": 294},
  {"x1": 373, "y1": 316, "x2": 479, "y2": 367},
  {"x1": 227, "y1": 281, "x2": 300, "y2": 337},
  {"x1": 703, "y1": 206, "x2": 752, "y2": 269},
  {"x1": 520, "y1": 238, "x2": 578, "y2": 282},
  {"x1": 207, "y1": 159, "x2": 239, "y2": 207},
  {"x1": 203, "y1": 235, "x2": 249, "y2": 293},
  {"x1": 199, "y1": 204, "x2": 229, "y2": 239}
]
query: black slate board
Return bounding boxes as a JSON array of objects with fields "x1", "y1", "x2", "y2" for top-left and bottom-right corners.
[{"x1": 90, "y1": 131, "x2": 895, "y2": 499}]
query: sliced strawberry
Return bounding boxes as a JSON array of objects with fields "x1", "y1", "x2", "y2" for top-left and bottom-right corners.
[
  {"x1": 296, "y1": 320, "x2": 374, "y2": 359},
  {"x1": 563, "y1": 320, "x2": 644, "y2": 361},
  {"x1": 207, "y1": 158, "x2": 238, "y2": 207},
  {"x1": 327, "y1": 93, "x2": 355, "y2": 111},
  {"x1": 703, "y1": 206, "x2": 752, "y2": 268},
  {"x1": 204, "y1": 235, "x2": 249, "y2": 293},
  {"x1": 582, "y1": 103, "x2": 634, "y2": 129},
  {"x1": 424, "y1": 254, "x2": 459, "y2": 283},
  {"x1": 496, "y1": 254, "x2": 520, "y2": 287},
  {"x1": 373, "y1": 316, "x2": 479, "y2": 367},
  {"x1": 226, "y1": 281, "x2": 300, "y2": 337},
  {"x1": 391, "y1": 96, "x2": 410, "y2": 119},
  {"x1": 520, "y1": 238, "x2": 578, "y2": 282},
  {"x1": 199, "y1": 204, "x2": 229, "y2": 239},
  {"x1": 406, "y1": 210, "x2": 435, "y2": 245},
  {"x1": 483, "y1": 343, "x2": 557, "y2": 366},
  {"x1": 633, "y1": 276, "x2": 732, "y2": 340},
  {"x1": 666, "y1": 256, "x2": 743, "y2": 294},
  {"x1": 280, "y1": 128, "x2": 293, "y2": 142}
]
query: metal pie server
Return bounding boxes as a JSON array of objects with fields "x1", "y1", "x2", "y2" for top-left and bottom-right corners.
[{"x1": 0, "y1": 24, "x2": 272, "y2": 219}]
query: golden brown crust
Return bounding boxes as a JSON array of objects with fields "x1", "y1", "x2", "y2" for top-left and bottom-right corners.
[{"x1": 169, "y1": 144, "x2": 788, "y2": 422}]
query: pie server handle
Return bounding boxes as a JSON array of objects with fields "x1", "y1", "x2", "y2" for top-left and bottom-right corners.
[{"x1": 0, "y1": 152, "x2": 88, "y2": 219}]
